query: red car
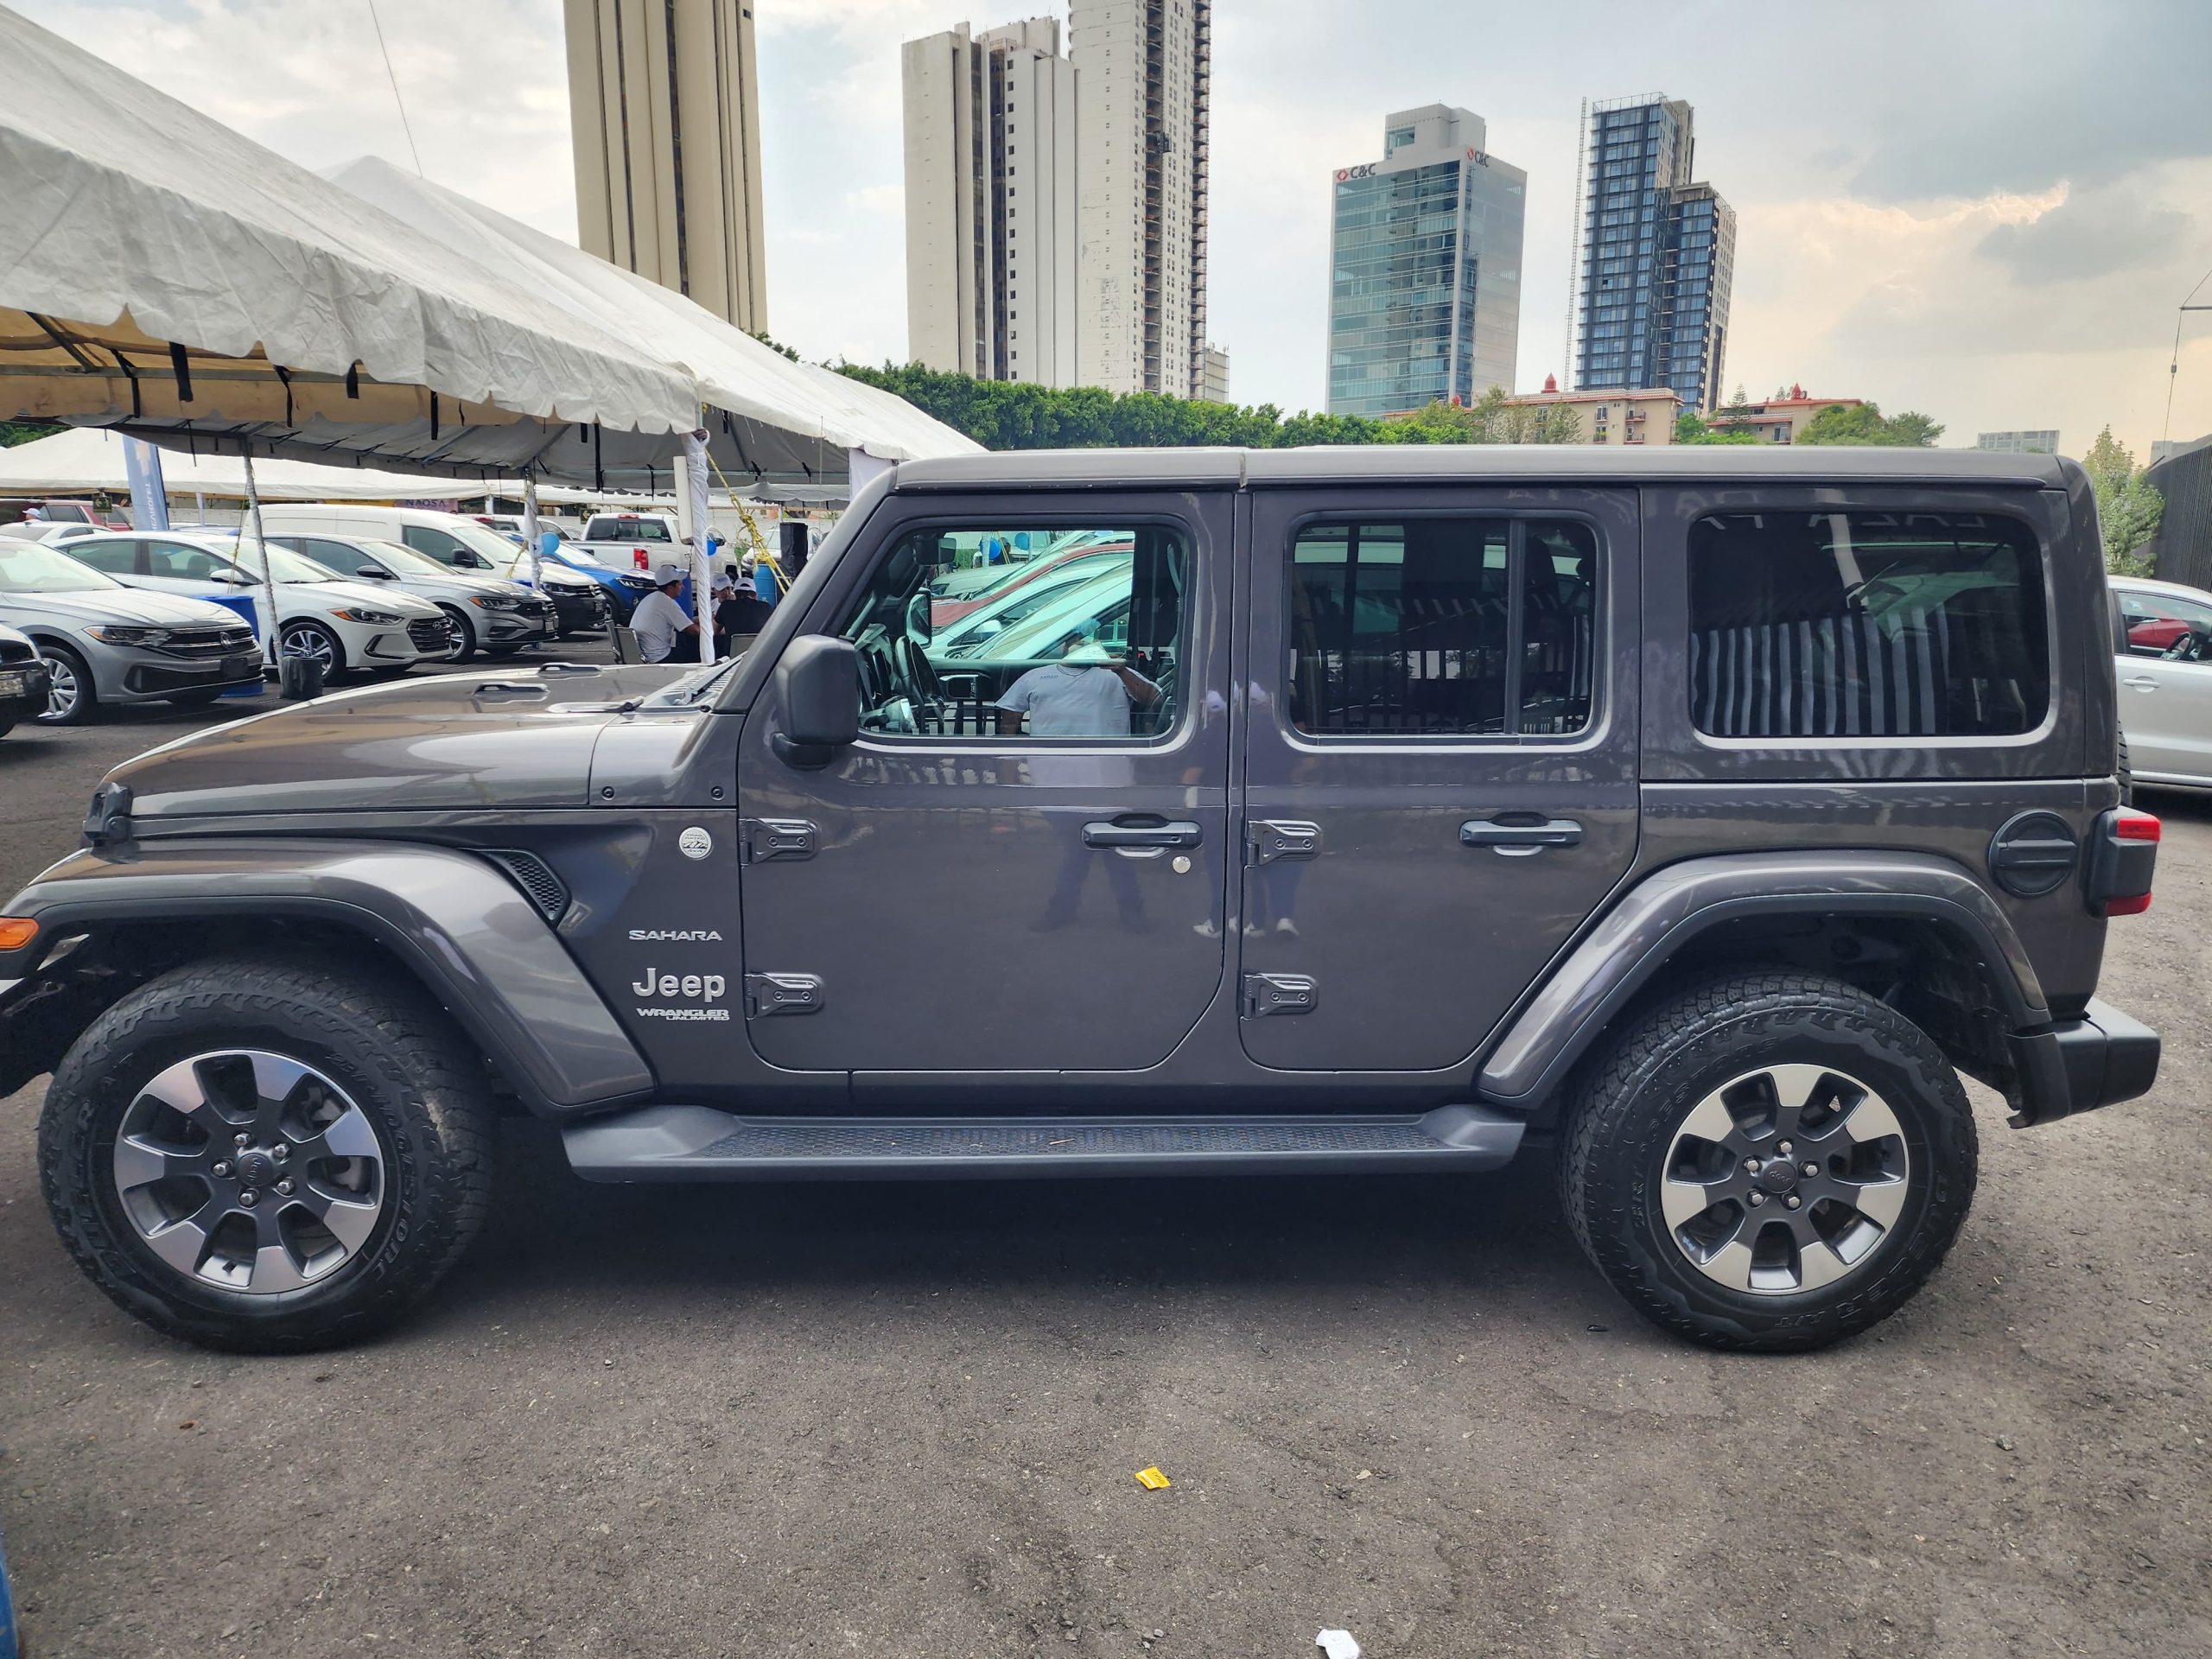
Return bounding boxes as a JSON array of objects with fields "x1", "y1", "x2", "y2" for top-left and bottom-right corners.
[{"x1": 929, "y1": 538, "x2": 1133, "y2": 626}]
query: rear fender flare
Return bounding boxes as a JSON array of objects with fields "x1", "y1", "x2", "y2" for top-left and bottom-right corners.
[
  {"x1": 0, "y1": 839, "x2": 653, "y2": 1114},
  {"x1": 1476, "y1": 850, "x2": 2049, "y2": 1109}
]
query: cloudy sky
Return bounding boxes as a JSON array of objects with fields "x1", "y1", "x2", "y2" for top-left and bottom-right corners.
[{"x1": 18, "y1": 0, "x2": 2212, "y2": 457}]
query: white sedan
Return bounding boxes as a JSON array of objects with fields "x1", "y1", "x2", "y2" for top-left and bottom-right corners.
[
  {"x1": 56, "y1": 530, "x2": 450, "y2": 676},
  {"x1": 264, "y1": 531, "x2": 558, "y2": 663}
]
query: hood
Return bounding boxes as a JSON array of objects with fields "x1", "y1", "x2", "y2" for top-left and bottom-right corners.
[
  {"x1": 104, "y1": 663, "x2": 698, "y2": 819},
  {"x1": 287, "y1": 578, "x2": 444, "y2": 618},
  {"x1": 0, "y1": 586, "x2": 246, "y2": 631}
]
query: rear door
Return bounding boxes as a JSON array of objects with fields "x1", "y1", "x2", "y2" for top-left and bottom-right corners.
[
  {"x1": 733, "y1": 488, "x2": 1234, "y2": 1074},
  {"x1": 1236, "y1": 486, "x2": 1642, "y2": 1070}
]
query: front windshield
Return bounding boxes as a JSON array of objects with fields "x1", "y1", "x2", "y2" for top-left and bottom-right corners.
[
  {"x1": 359, "y1": 537, "x2": 466, "y2": 580},
  {"x1": 0, "y1": 539, "x2": 124, "y2": 593},
  {"x1": 232, "y1": 543, "x2": 347, "y2": 584}
]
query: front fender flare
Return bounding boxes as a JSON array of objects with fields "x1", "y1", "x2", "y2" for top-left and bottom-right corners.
[
  {"x1": 1475, "y1": 850, "x2": 2050, "y2": 1109},
  {"x1": 1, "y1": 839, "x2": 654, "y2": 1114}
]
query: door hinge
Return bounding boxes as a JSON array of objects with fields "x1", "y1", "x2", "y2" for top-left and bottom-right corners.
[
  {"x1": 1242, "y1": 972, "x2": 1319, "y2": 1017},
  {"x1": 741, "y1": 818, "x2": 817, "y2": 862},
  {"x1": 745, "y1": 972, "x2": 824, "y2": 1016},
  {"x1": 1246, "y1": 819, "x2": 1320, "y2": 866}
]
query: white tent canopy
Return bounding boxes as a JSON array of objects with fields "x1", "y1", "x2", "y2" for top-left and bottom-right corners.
[
  {"x1": 0, "y1": 6, "x2": 977, "y2": 486},
  {"x1": 0, "y1": 423, "x2": 507, "y2": 503},
  {"x1": 324, "y1": 158, "x2": 980, "y2": 490},
  {"x1": 0, "y1": 425, "x2": 842, "y2": 516}
]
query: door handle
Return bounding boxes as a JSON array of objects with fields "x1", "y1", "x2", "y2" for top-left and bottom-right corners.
[
  {"x1": 1461, "y1": 817, "x2": 1583, "y2": 853},
  {"x1": 2123, "y1": 676, "x2": 2158, "y2": 690},
  {"x1": 1084, "y1": 819, "x2": 1202, "y2": 849}
]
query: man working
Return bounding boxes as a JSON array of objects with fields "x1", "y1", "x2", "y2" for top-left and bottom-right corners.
[
  {"x1": 995, "y1": 625, "x2": 1161, "y2": 737},
  {"x1": 629, "y1": 563, "x2": 698, "y2": 664}
]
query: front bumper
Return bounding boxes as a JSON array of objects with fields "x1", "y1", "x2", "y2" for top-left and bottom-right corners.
[
  {"x1": 548, "y1": 588, "x2": 608, "y2": 633},
  {"x1": 2007, "y1": 998, "x2": 2161, "y2": 1127},
  {"x1": 110, "y1": 647, "x2": 264, "y2": 701},
  {"x1": 0, "y1": 659, "x2": 51, "y2": 722}
]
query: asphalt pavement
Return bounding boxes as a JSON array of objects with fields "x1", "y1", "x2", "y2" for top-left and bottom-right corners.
[{"x1": 0, "y1": 683, "x2": 2207, "y2": 1657}]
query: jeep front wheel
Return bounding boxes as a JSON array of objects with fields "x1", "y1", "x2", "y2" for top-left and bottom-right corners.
[
  {"x1": 1560, "y1": 971, "x2": 1977, "y2": 1352},
  {"x1": 38, "y1": 953, "x2": 496, "y2": 1352}
]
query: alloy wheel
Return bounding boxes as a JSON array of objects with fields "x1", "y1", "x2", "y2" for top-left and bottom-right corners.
[
  {"x1": 41, "y1": 652, "x2": 80, "y2": 720},
  {"x1": 110, "y1": 1050, "x2": 387, "y2": 1294},
  {"x1": 280, "y1": 623, "x2": 338, "y2": 672},
  {"x1": 1658, "y1": 1064, "x2": 1912, "y2": 1295}
]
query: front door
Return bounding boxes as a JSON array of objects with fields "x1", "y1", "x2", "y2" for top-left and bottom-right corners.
[
  {"x1": 1236, "y1": 486, "x2": 1642, "y2": 1071},
  {"x1": 734, "y1": 492, "x2": 1234, "y2": 1074},
  {"x1": 2115, "y1": 585, "x2": 2212, "y2": 782}
]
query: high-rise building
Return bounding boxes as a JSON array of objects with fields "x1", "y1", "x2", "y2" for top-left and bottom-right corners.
[
  {"x1": 1978, "y1": 429, "x2": 2060, "y2": 454},
  {"x1": 563, "y1": 0, "x2": 767, "y2": 332},
  {"x1": 1198, "y1": 344, "x2": 1230, "y2": 404},
  {"x1": 1069, "y1": 0, "x2": 1212, "y2": 398},
  {"x1": 902, "y1": 19, "x2": 1079, "y2": 385},
  {"x1": 1325, "y1": 105, "x2": 1525, "y2": 418},
  {"x1": 1567, "y1": 94, "x2": 1734, "y2": 413}
]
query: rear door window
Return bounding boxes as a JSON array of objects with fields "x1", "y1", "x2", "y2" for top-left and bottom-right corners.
[
  {"x1": 1287, "y1": 518, "x2": 1600, "y2": 738},
  {"x1": 1688, "y1": 511, "x2": 2049, "y2": 740},
  {"x1": 64, "y1": 536, "x2": 140, "y2": 575}
]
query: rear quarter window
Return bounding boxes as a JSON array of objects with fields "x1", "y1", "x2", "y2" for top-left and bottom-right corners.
[{"x1": 1688, "y1": 510, "x2": 2049, "y2": 740}]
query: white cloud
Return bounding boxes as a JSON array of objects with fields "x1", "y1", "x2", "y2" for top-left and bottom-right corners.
[{"x1": 13, "y1": 0, "x2": 2212, "y2": 455}]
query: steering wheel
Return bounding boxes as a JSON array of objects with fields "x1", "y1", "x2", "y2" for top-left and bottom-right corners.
[{"x1": 895, "y1": 634, "x2": 942, "y2": 706}]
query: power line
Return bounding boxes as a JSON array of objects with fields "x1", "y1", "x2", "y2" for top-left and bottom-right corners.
[{"x1": 365, "y1": 0, "x2": 424, "y2": 177}]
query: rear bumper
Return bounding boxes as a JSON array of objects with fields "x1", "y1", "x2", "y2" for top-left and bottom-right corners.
[{"x1": 2007, "y1": 999, "x2": 2161, "y2": 1127}]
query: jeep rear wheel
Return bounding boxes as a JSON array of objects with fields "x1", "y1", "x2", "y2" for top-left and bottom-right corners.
[
  {"x1": 1560, "y1": 971, "x2": 1977, "y2": 1352},
  {"x1": 38, "y1": 954, "x2": 495, "y2": 1352}
]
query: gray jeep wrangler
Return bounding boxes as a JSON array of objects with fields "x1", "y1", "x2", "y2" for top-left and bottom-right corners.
[{"x1": 0, "y1": 448, "x2": 2161, "y2": 1353}]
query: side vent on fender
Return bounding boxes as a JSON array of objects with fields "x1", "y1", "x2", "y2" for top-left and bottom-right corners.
[{"x1": 480, "y1": 849, "x2": 569, "y2": 923}]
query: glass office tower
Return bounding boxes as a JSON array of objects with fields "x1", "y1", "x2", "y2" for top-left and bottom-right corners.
[
  {"x1": 1568, "y1": 94, "x2": 1734, "y2": 413},
  {"x1": 1326, "y1": 105, "x2": 1525, "y2": 418}
]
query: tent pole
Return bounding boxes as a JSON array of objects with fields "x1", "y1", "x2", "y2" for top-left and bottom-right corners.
[
  {"x1": 676, "y1": 426, "x2": 715, "y2": 667},
  {"x1": 521, "y1": 474, "x2": 543, "y2": 594},
  {"x1": 241, "y1": 452, "x2": 282, "y2": 665}
]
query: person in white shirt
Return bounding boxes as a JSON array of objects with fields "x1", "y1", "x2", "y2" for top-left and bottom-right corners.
[
  {"x1": 995, "y1": 627, "x2": 1161, "y2": 737},
  {"x1": 629, "y1": 565, "x2": 697, "y2": 664}
]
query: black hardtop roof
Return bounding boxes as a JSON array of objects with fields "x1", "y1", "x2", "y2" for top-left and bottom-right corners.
[{"x1": 891, "y1": 444, "x2": 2072, "y2": 493}]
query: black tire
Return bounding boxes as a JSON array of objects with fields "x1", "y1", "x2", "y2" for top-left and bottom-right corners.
[
  {"x1": 279, "y1": 619, "x2": 346, "y2": 678},
  {"x1": 439, "y1": 604, "x2": 478, "y2": 664},
  {"x1": 2118, "y1": 728, "x2": 2134, "y2": 807},
  {"x1": 38, "y1": 953, "x2": 496, "y2": 1352},
  {"x1": 35, "y1": 641, "x2": 97, "y2": 724},
  {"x1": 1559, "y1": 970, "x2": 1977, "y2": 1353},
  {"x1": 164, "y1": 688, "x2": 226, "y2": 709}
]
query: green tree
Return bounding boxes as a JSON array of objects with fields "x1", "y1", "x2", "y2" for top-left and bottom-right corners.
[
  {"x1": 1, "y1": 419, "x2": 60, "y2": 448},
  {"x1": 1675, "y1": 410, "x2": 1758, "y2": 444},
  {"x1": 2083, "y1": 426, "x2": 2165, "y2": 575},
  {"x1": 836, "y1": 362, "x2": 1403, "y2": 450},
  {"x1": 1796, "y1": 401, "x2": 1944, "y2": 447},
  {"x1": 747, "y1": 332, "x2": 801, "y2": 362}
]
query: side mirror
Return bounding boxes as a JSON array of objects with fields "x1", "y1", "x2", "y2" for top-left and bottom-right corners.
[
  {"x1": 772, "y1": 634, "x2": 860, "y2": 768},
  {"x1": 356, "y1": 565, "x2": 393, "y2": 580}
]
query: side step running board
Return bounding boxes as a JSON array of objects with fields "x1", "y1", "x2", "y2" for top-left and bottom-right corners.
[{"x1": 562, "y1": 1105, "x2": 1526, "y2": 1183}]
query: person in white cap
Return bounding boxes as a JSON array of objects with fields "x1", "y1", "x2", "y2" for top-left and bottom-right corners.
[{"x1": 629, "y1": 564, "x2": 698, "y2": 664}]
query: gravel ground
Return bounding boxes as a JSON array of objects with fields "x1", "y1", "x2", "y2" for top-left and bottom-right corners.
[{"x1": 1, "y1": 690, "x2": 2207, "y2": 1657}]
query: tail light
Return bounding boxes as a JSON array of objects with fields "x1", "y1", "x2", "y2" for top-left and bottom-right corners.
[{"x1": 2088, "y1": 807, "x2": 2158, "y2": 917}]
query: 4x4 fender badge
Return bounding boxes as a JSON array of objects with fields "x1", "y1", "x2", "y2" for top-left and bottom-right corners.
[{"x1": 677, "y1": 826, "x2": 712, "y2": 860}]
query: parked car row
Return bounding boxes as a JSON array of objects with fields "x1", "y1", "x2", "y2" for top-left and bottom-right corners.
[{"x1": 0, "y1": 504, "x2": 616, "y2": 732}]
